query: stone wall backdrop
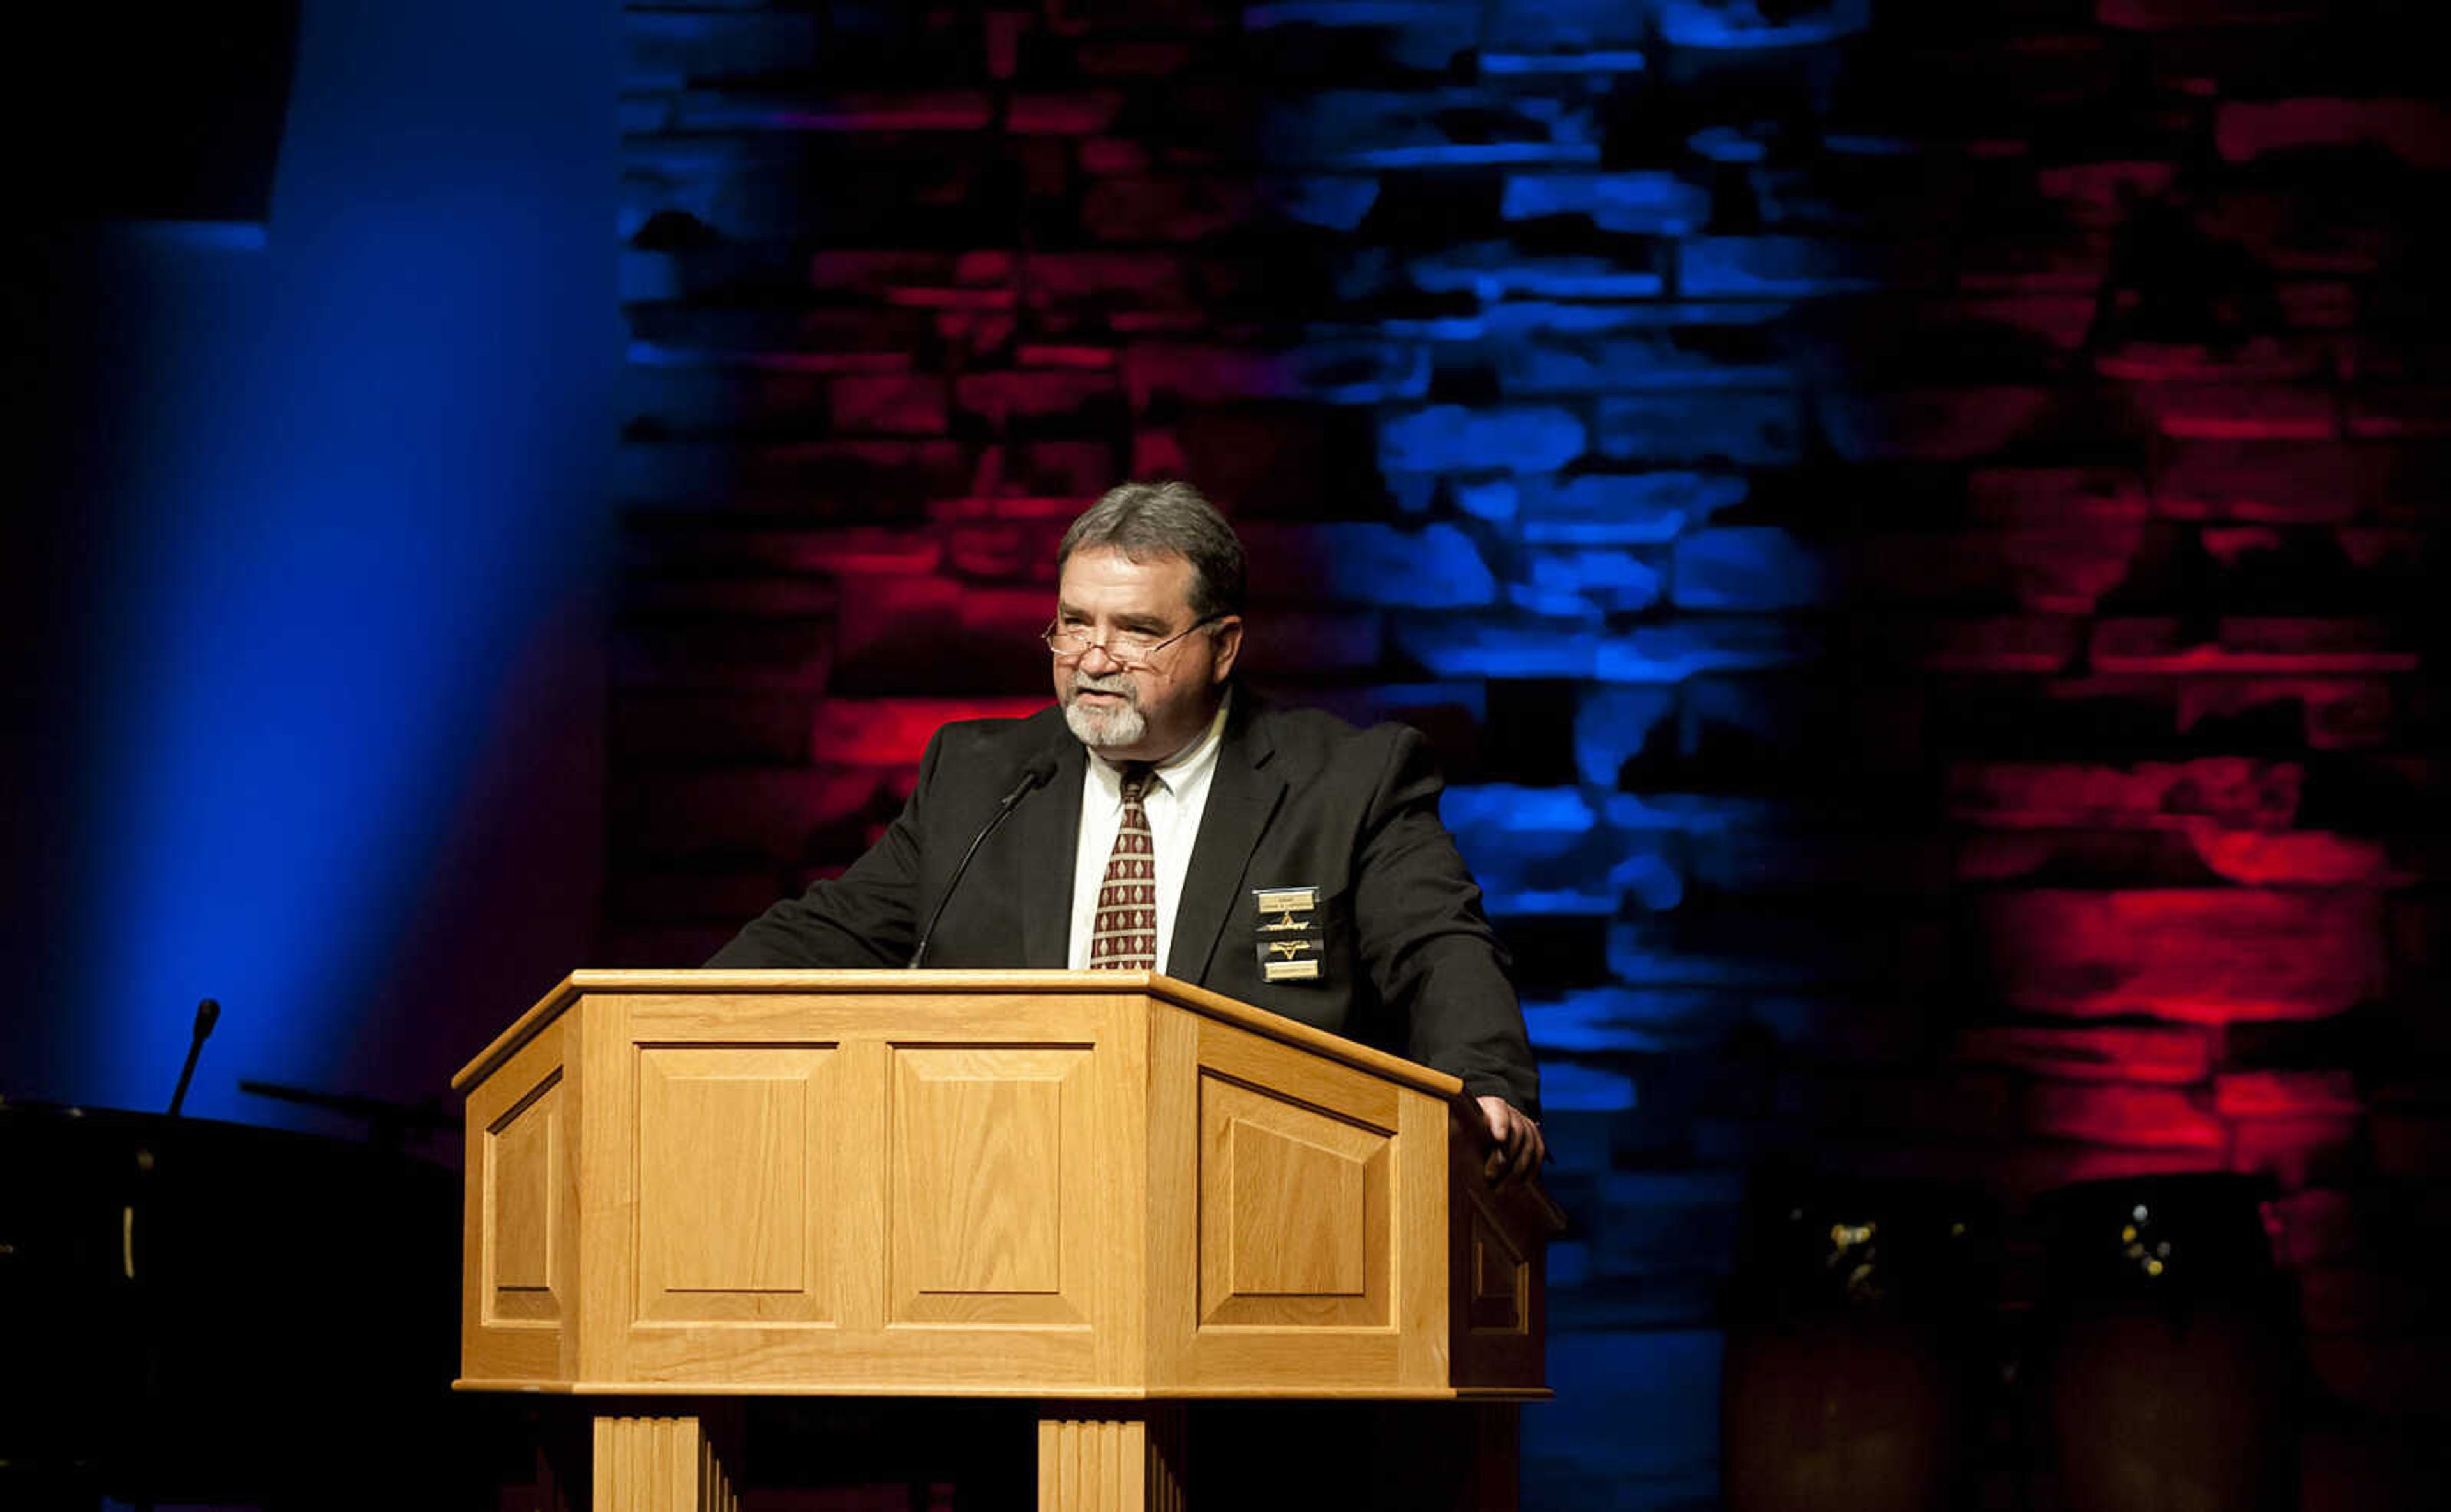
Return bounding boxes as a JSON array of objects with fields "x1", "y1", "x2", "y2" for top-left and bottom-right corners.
[{"x1": 608, "y1": 2, "x2": 2447, "y2": 1508}]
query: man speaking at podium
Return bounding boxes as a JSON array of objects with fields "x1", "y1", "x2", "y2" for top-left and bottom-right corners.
[{"x1": 709, "y1": 481, "x2": 1543, "y2": 1184}]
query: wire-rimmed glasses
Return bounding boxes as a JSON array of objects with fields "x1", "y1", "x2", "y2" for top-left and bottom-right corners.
[{"x1": 1041, "y1": 616, "x2": 1219, "y2": 671}]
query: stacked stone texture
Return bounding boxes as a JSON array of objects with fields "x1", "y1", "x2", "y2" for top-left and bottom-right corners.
[{"x1": 613, "y1": 1, "x2": 2448, "y2": 1504}]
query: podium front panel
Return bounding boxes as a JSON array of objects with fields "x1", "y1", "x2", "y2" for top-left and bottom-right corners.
[{"x1": 465, "y1": 985, "x2": 1150, "y2": 1394}]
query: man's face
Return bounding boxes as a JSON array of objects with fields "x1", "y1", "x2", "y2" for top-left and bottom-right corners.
[{"x1": 1051, "y1": 547, "x2": 1242, "y2": 763}]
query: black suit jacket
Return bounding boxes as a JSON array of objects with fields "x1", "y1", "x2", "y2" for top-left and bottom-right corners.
[{"x1": 707, "y1": 689, "x2": 1539, "y2": 1114}]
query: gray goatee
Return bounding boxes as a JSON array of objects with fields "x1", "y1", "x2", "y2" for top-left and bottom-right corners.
[{"x1": 1063, "y1": 673, "x2": 1147, "y2": 750}]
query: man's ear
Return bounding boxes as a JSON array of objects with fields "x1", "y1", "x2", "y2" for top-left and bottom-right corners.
[{"x1": 1208, "y1": 616, "x2": 1243, "y2": 685}]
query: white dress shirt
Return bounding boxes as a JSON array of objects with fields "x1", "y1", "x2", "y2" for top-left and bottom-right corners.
[{"x1": 1066, "y1": 694, "x2": 1231, "y2": 973}]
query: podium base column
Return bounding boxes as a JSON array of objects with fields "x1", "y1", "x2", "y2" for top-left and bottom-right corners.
[
  {"x1": 1038, "y1": 1405, "x2": 1185, "y2": 1512},
  {"x1": 590, "y1": 1407, "x2": 740, "y2": 1512},
  {"x1": 1467, "y1": 1402, "x2": 1522, "y2": 1512}
]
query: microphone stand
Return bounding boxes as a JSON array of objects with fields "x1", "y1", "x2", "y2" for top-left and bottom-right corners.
[
  {"x1": 134, "y1": 997, "x2": 218, "y2": 1511},
  {"x1": 165, "y1": 998, "x2": 218, "y2": 1119},
  {"x1": 910, "y1": 758, "x2": 1056, "y2": 968}
]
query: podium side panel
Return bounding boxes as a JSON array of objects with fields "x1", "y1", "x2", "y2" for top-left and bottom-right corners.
[
  {"x1": 1446, "y1": 1111, "x2": 1550, "y2": 1393},
  {"x1": 462, "y1": 1014, "x2": 576, "y2": 1386}
]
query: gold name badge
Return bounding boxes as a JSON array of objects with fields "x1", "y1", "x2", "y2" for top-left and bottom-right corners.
[
  {"x1": 1252, "y1": 885, "x2": 1324, "y2": 982},
  {"x1": 1255, "y1": 886, "x2": 1320, "y2": 932}
]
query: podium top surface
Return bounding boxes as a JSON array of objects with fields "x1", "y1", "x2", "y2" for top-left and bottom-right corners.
[{"x1": 452, "y1": 969, "x2": 1467, "y2": 1102}]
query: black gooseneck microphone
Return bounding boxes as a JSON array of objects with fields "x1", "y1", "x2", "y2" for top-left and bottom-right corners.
[
  {"x1": 167, "y1": 997, "x2": 220, "y2": 1118},
  {"x1": 909, "y1": 756, "x2": 1058, "y2": 968}
]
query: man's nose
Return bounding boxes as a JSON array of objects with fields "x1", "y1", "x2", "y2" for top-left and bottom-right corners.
[{"x1": 1077, "y1": 638, "x2": 1128, "y2": 675}]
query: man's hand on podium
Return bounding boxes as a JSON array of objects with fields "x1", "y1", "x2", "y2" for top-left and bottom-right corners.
[{"x1": 1476, "y1": 1095, "x2": 1545, "y2": 1189}]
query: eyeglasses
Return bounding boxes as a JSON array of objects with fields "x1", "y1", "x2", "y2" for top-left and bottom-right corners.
[{"x1": 1042, "y1": 617, "x2": 1219, "y2": 671}]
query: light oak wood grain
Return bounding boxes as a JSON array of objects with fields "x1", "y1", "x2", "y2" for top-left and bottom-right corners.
[
  {"x1": 1199, "y1": 1076, "x2": 1383, "y2": 1322},
  {"x1": 463, "y1": 1017, "x2": 576, "y2": 1384},
  {"x1": 590, "y1": 1412, "x2": 737, "y2": 1512},
  {"x1": 456, "y1": 971, "x2": 1459, "y2": 1100},
  {"x1": 890, "y1": 1044, "x2": 1092, "y2": 1326},
  {"x1": 1037, "y1": 1407, "x2": 1184, "y2": 1512},
  {"x1": 635, "y1": 1045, "x2": 836, "y2": 1325},
  {"x1": 489, "y1": 1070, "x2": 557, "y2": 1306},
  {"x1": 454, "y1": 964, "x2": 1561, "y2": 1512}
]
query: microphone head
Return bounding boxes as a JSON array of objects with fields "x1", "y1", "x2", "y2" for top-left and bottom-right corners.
[
  {"x1": 999, "y1": 756, "x2": 1060, "y2": 808},
  {"x1": 195, "y1": 998, "x2": 221, "y2": 1037}
]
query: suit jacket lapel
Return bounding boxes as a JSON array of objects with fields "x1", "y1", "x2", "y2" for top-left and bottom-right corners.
[
  {"x1": 1171, "y1": 694, "x2": 1284, "y2": 982},
  {"x1": 1017, "y1": 731, "x2": 1086, "y2": 967}
]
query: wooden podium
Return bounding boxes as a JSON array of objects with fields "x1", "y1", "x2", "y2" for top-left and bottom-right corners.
[{"x1": 451, "y1": 971, "x2": 1561, "y2": 1510}]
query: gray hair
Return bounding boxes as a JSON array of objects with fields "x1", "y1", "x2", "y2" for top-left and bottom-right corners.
[{"x1": 1056, "y1": 480, "x2": 1247, "y2": 622}]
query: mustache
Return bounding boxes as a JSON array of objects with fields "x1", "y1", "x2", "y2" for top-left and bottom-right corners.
[{"x1": 1070, "y1": 672, "x2": 1137, "y2": 701}]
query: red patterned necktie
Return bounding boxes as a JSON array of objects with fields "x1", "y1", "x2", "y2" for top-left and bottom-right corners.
[{"x1": 1088, "y1": 764, "x2": 1158, "y2": 970}]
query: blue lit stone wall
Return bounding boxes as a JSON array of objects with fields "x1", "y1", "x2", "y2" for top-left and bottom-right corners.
[{"x1": 614, "y1": 3, "x2": 2450, "y2": 1506}]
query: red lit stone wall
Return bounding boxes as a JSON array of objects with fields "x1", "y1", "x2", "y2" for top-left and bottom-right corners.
[{"x1": 610, "y1": 2, "x2": 2447, "y2": 1504}]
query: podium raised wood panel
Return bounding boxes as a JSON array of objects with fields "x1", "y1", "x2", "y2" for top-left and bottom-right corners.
[
  {"x1": 1447, "y1": 1120, "x2": 1554, "y2": 1395},
  {"x1": 1191, "y1": 1058, "x2": 1393, "y2": 1335},
  {"x1": 465, "y1": 1019, "x2": 578, "y2": 1385},
  {"x1": 484, "y1": 1070, "x2": 558, "y2": 1312},
  {"x1": 634, "y1": 1044, "x2": 836, "y2": 1324},
  {"x1": 453, "y1": 971, "x2": 1560, "y2": 1508},
  {"x1": 889, "y1": 1043, "x2": 1092, "y2": 1326},
  {"x1": 1208, "y1": 1083, "x2": 1379, "y2": 1306}
]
